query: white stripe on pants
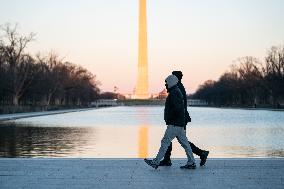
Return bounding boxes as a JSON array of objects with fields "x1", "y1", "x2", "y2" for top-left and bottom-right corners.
[{"x1": 153, "y1": 125, "x2": 195, "y2": 165}]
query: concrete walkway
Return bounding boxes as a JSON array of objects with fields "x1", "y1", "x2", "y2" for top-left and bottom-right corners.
[
  {"x1": 0, "y1": 158, "x2": 283, "y2": 189},
  {"x1": 0, "y1": 108, "x2": 97, "y2": 122}
]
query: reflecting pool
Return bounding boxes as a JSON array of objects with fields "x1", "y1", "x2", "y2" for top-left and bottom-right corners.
[{"x1": 0, "y1": 107, "x2": 283, "y2": 158}]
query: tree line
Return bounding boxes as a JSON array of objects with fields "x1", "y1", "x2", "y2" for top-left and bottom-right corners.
[
  {"x1": 0, "y1": 24, "x2": 100, "y2": 108},
  {"x1": 192, "y1": 46, "x2": 284, "y2": 108}
]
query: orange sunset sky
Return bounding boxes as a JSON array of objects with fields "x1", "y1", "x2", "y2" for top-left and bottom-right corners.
[{"x1": 1, "y1": 0, "x2": 284, "y2": 94}]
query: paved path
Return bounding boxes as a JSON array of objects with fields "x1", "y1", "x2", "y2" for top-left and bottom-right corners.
[
  {"x1": 0, "y1": 108, "x2": 97, "y2": 122},
  {"x1": 0, "y1": 158, "x2": 283, "y2": 189}
]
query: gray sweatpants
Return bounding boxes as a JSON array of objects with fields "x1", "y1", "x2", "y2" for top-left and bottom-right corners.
[{"x1": 153, "y1": 125, "x2": 195, "y2": 165}]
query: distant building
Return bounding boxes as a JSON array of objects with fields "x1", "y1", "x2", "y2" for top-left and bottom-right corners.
[
  {"x1": 187, "y1": 99, "x2": 208, "y2": 106},
  {"x1": 155, "y1": 89, "x2": 168, "y2": 99}
]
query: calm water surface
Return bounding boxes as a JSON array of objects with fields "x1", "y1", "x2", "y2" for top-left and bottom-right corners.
[{"x1": 0, "y1": 106, "x2": 283, "y2": 158}]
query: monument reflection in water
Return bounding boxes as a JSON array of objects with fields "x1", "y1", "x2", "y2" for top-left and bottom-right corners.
[{"x1": 0, "y1": 107, "x2": 284, "y2": 158}]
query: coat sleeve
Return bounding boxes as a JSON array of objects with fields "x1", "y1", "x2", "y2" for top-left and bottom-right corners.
[
  {"x1": 179, "y1": 83, "x2": 188, "y2": 108},
  {"x1": 171, "y1": 90, "x2": 184, "y2": 117}
]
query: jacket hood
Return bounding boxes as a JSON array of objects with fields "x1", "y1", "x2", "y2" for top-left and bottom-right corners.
[{"x1": 165, "y1": 74, "x2": 179, "y2": 89}]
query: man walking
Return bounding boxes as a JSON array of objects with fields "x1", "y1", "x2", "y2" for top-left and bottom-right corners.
[
  {"x1": 144, "y1": 74, "x2": 196, "y2": 169},
  {"x1": 159, "y1": 71, "x2": 209, "y2": 167}
]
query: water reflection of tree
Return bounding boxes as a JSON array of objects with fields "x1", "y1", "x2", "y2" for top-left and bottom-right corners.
[{"x1": 0, "y1": 123, "x2": 94, "y2": 157}]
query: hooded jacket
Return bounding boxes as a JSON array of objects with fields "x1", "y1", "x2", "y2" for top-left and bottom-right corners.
[{"x1": 164, "y1": 75, "x2": 185, "y2": 127}]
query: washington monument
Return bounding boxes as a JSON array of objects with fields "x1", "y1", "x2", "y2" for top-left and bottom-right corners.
[{"x1": 135, "y1": 0, "x2": 149, "y2": 99}]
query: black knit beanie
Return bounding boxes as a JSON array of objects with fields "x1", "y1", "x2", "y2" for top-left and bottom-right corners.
[{"x1": 172, "y1": 71, "x2": 183, "y2": 81}]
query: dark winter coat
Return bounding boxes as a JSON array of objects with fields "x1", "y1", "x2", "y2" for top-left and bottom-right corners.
[{"x1": 164, "y1": 86, "x2": 185, "y2": 127}]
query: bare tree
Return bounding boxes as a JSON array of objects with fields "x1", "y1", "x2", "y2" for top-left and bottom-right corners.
[
  {"x1": 236, "y1": 56, "x2": 264, "y2": 105},
  {"x1": 264, "y1": 46, "x2": 284, "y2": 107},
  {"x1": 0, "y1": 24, "x2": 36, "y2": 105},
  {"x1": 264, "y1": 46, "x2": 284, "y2": 76},
  {"x1": 36, "y1": 53, "x2": 65, "y2": 106}
]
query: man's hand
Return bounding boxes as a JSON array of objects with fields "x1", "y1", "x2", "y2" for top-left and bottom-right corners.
[
  {"x1": 188, "y1": 116, "x2": 191, "y2": 123},
  {"x1": 185, "y1": 111, "x2": 191, "y2": 123}
]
